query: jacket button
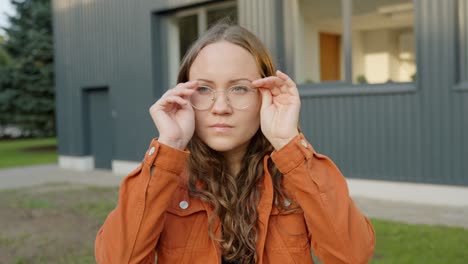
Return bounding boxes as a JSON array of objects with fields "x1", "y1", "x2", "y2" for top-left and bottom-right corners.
[
  {"x1": 148, "y1": 146, "x2": 155, "y2": 156},
  {"x1": 283, "y1": 199, "x2": 291, "y2": 207},
  {"x1": 179, "y1": 200, "x2": 189, "y2": 209},
  {"x1": 300, "y1": 139, "x2": 308, "y2": 148}
]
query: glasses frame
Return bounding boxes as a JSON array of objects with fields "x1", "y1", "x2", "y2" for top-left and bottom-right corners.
[{"x1": 189, "y1": 84, "x2": 258, "y2": 110}]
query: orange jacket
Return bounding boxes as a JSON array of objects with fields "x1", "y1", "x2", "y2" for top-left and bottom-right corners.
[{"x1": 95, "y1": 134, "x2": 375, "y2": 263}]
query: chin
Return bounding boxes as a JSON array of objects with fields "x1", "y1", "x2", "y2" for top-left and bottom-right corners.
[
  {"x1": 204, "y1": 139, "x2": 241, "y2": 152},
  {"x1": 200, "y1": 135, "x2": 251, "y2": 154}
]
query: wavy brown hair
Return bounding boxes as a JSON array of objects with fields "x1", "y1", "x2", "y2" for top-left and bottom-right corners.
[{"x1": 177, "y1": 22, "x2": 290, "y2": 263}]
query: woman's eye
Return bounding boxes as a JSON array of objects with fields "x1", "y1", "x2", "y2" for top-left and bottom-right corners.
[
  {"x1": 230, "y1": 85, "x2": 249, "y2": 94},
  {"x1": 196, "y1": 86, "x2": 212, "y2": 94}
]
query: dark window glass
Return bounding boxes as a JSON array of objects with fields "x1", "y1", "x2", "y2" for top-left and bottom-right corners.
[
  {"x1": 178, "y1": 14, "x2": 198, "y2": 61},
  {"x1": 458, "y1": 0, "x2": 467, "y2": 82},
  {"x1": 207, "y1": 6, "x2": 238, "y2": 28}
]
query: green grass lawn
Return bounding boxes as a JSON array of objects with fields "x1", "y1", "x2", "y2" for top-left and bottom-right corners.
[
  {"x1": 0, "y1": 184, "x2": 467, "y2": 263},
  {"x1": 0, "y1": 137, "x2": 57, "y2": 168},
  {"x1": 370, "y1": 219, "x2": 468, "y2": 263}
]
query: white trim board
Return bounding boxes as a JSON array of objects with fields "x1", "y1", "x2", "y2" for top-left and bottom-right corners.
[
  {"x1": 112, "y1": 160, "x2": 140, "y2": 175},
  {"x1": 347, "y1": 178, "x2": 468, "y2": 207},
  {"x1": 58, "y1": 156, "x2": 468, "y2": 207},
  {"x1": 58, "y1": 155, "x2": 94, "y2": 171},
  {"x1": 58, "y1": 156, "x2": 139, "y2": 175}
]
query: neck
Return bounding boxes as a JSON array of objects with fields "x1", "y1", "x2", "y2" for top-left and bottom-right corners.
[{"x1": 222, "y1": 145, "x2": 247, "y2": 176}]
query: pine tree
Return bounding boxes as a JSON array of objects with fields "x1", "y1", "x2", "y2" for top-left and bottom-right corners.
[
  {"x1": 0, "y1": 35, "x2": 12, "y2": 66},
  {"x1": 0, "y1": 0, "x2": 54, "y2": 137}
]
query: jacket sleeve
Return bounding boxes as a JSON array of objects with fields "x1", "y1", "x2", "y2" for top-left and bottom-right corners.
[
  {"x1": 95, "y1": 139, "x2": 189, "y2": 264},
  {"x1": 270, "y1": 133, "x2": 375, "y2": 264}
]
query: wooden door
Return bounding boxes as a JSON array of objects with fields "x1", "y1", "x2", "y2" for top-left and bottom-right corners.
[{"x1": 319, "y1": 32, "x2": 341, "y2": 81}]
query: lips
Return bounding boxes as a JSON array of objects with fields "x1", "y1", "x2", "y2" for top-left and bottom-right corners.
[
  {"x1": 210, "y1": 123, "x2": 233, "y2": 132},
  {"x1": 210, "y1": 123, "x2": 233, "y2": 128}
]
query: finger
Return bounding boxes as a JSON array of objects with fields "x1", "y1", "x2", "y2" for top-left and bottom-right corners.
[
  {"x1": 276, "y1": 70, "x2": 295, "y2": 87},
  {"x1": 159, "y1": 95, "x2": 189, "y2": 108},
  {"x1": 163, "y1": 89, "x2": 195, "y2": 101},
  {"x1": 276, "y1": 70, "x2": 299, "y2": 95},
  {"x1": 271, "y1": 87, "x2": 281, "y2": 96},
  {"x1": 170, "y1": 88, "x2": 196, "y2": 98},
  {"x1": 253, "y1": 76, "x2": 284, "y2": 96},
  {"x1": 165, "y1": 81, "x2": 198, "y2": 97},
  {"x1": 280, "y1": 86, "x2": 288, "y2": 93},
  {"x1": 172, "y1": 80, "x2": 199, "y2": 93},
  {"x1": 176, "y1": 80, "x2": 199, "y2": 89},
  {"x1": 259, "y1": 88, "x2": 272, "y2": 110},
  {"x1": 252, "y1": 76, "x2": 284, "y2": 89}
]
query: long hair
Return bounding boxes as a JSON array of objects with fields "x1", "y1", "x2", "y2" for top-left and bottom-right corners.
[{"x1": 177, "y1": 22, "x2": 290, "y2": 263}]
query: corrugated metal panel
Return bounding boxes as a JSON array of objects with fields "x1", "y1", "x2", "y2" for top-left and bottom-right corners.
[
  {"x1": 417, "y1": 0, "x2": 458, "y2": 184},
  {"x1": 53, "y1": 0, "x2": 197, "y2": 159},
  {"x1": 455, "y1": 0, "x2": 468, "y2": 185},
  {"x1": 237, "y1": 0, "x2": 280, "y2": 62},
  {"x1": 300, "y1": 93, "x2": 422, "y2": 182},
  {"x1": 461, "y1": 93, "x2": 468, "y2": 184}
]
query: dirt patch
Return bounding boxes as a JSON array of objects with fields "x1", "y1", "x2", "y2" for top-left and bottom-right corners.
[
  {"x1": 20, "y1": 145, "x2": 57, "y2": 153},
  {"x1": 0, "y1": 183, "x2": 119, "y2": 263}
]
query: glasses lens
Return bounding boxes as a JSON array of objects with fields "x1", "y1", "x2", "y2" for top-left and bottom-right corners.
[
  {"x1": 190, "y1": 86, "x2": 213, "y2": 110},
  {"x1": 228, "y1": 85, "x2": 257, "y2": 109},
  {"x1": 189, "y1": 85, "x2": 258, "y2": 110}
]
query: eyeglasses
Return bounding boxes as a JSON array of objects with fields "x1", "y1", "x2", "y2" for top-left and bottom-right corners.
[{"x1": 189, "y1": 85, "x2": 258, "y2": 110}]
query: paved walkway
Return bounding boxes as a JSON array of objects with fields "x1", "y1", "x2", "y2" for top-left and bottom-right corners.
[
  {"x1": 0, "y1": 164, "x2": 124, "y2": 189},
  {"x1": 1, "y1": 164, "x2": 467, "y2": 229}
]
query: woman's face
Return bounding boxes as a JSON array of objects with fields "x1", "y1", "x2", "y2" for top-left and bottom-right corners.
[{"x1": 189, "y1": 41, "x2": 261, "y2": 155}]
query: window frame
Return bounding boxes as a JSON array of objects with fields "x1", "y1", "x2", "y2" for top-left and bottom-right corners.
[
  {"x1": 166, "y1": 1, "x2": 237, "y2": 86},
  {"x1": 296, "y1": 0, "x2": 418, "y2": 96},
  {"x1": 454, "y1": 0, "x2": 468, "y2": 91}
]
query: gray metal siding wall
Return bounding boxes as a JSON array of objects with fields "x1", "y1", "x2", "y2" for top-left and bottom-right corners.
[
  {"x1": 300, "y1": 93, "x2": 423, "y2": 183},
  {"x1": 53, "y1": 0, "x2": 197, "y2": 160},
  {"x1": 455, "y1": 1, "x2": 468, "y2": 186},
  {"x1": 238, "y1": 0, "x2": 283, "y2": 64},
  {"x1": 461, "y1": 93, "x2": 468, "y2": 184},
  {"x1": 418, "y1": 0, "x2": 457, "y2": 184},
  {"x1": 53, "y1": 0, "x2": 467, "y2": 185},
  {"x1": 52, "y1": 0, "x2": 281, "y2": 161}
]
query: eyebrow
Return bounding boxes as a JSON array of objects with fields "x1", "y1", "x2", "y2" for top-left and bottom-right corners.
[{"x1": 196, "y1": 78, "x2": 253, "y2": 84}]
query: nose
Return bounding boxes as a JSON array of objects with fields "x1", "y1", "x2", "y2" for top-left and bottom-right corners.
[{"x1": 211, "y1": 91, "x2": 232, "y2": 115}]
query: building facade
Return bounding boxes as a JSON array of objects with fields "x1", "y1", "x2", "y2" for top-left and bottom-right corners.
[{"x1": 52, "y1": 0, "x2": 468, "y2": 203}]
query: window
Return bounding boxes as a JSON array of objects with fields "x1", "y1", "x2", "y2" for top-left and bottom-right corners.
[
  {"x1": 458, "y1": 0, "x2": 468, "y2": 84},
  {"x1": 166, "y1": 2, "x2": 237, "y2": 86},
  {"x1": 296, "y1": 0, "x2": 416, "y2": 85},
  {"x1": 296, "y1": 0, "x2": 343, "y2": 84}
]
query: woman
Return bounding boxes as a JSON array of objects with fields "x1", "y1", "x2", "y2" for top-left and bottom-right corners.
[{"x1": 95, "y1": 23, "x2": 375, "y2": 264}]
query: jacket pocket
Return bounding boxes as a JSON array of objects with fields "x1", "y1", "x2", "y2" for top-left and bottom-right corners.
[
  {"x1": 267, "y1": 205, "x2": 310, "y2": 252},
  {"x1": 159, "y1": 193, "x2": 209, "y2": 251}
]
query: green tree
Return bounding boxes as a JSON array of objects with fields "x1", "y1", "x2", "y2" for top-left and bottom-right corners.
[
  {"x1": 0, "y1": 34, "x2": 15, "y2": 135},
  {"x1": 0, "y1": 0, "x2": 54, "y2": 137},
  {"x1": 0, "y1": 35, "x2": 12, "y2": 66}
]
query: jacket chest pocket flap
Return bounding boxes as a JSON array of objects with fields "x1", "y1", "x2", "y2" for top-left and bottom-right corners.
[{"x1": 160, "y1": 193, "x2": 208, "y2": 250}]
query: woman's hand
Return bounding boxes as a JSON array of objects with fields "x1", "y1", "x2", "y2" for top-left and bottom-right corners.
[
  {"x1": 149, "y1": 81, "x2": 198, "y2": 150},
  {"x1": 252, "y1": 70, "x2": 300, "y2": 150}
]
